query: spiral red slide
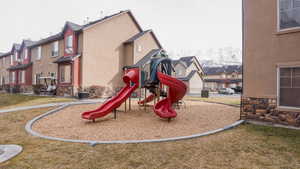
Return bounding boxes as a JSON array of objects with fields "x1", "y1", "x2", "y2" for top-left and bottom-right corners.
[
  {"x1": 81, "y1": 68, "x2": 139, "y2": 121},
  {"x1": 138, "y1": 94, "x2": 156, "y2": 105},
  {"x1": 153, "y1": 72, "x2": 187, "y2": 119}
]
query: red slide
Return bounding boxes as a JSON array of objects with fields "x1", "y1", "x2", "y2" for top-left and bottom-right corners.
[
  {"x1": 153, "y1": 72, "x2": 187, "y2": 119},
  {"x1": 81, "y1": 68, "x2": 139, "y2": 121},
  {"x1": 138, "y1": 94, "x2": 156, "y2": 105}
]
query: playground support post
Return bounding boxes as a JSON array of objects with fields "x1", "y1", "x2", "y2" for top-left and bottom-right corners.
[
  {"x1": 144, "y1": 88, "x2": 147, "y2": 110},
  {"x1": 129, "y1": 95, "x2": 131, "y2": 111},
  {"x1": 125, "y1": 99, "x2": 127, "y2": 112},
  {"x1": 114, "y1": 109, "x2": 117, "y2": 119}
]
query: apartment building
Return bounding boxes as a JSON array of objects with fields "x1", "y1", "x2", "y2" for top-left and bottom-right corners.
[
  {"x1": 0, "y1": 52, "x2": 12, "y2": 88},
  {"x1": 7, "y1": 40, "x2": 35, "y2": 92},
  {"x1": 203, "y1": 65, "x2": 242, "y2": 91},
  {"x1": 172, "y1": 56, "x2": 204, "y2": 94},
  {"x1": 242, "y1": 0, "x2": 300, "y2": 127},
  {"x1": 0, "y1": 10, "x2": 162, "y2": 96}
]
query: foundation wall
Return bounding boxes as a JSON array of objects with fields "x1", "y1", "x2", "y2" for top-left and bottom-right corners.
[{"x1": 242, "y1": 97, "x2": 300, "y2": 127}]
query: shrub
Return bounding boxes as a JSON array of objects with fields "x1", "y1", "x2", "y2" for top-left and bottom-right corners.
[
  {"x1": 4, "y1": 85, "x2": 10, "y2": 93},
  {"x1": 201, "y1": 89, "x2": 209, "y2": 98},
  {"x1": 32, "y1": 84, "x2": 43, "y2": 95},
  {"x1": 86, "y1": 85, "x2": 105, "y2": 98}
]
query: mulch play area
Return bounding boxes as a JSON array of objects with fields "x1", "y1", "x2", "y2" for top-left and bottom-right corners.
[{"x1": 33, "y1": 101, "x2": 239, "y2": 141}]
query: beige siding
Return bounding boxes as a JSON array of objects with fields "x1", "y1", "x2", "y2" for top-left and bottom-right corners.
[
  {"x1": 81, "y1": 13, "x2": 141, "y2": 89},
  {"x1": 0, "y1": 55, "x2": 11, "y2": 84},
  {"x1": 186, "y1": 63, "x2": 197, "y2": 75},
  {"x1": 189, "y1": 73, "x2": 203, "y2": 94},
  {"x1": 32, "y1": 39, "x2": 64, "y2": 83},
  {"x1": 174, "y1": 63, "x2": 186, "y2": 78},
  {"x1": 133, "y1": 32, "x2": 160, "y2": 64}
]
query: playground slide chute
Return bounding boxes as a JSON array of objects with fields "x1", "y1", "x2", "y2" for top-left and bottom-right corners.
[
  {"x1": 138, "y1": 94, "x2": 156, "y2": 105},
  {"x1": 153, "y1": 72, "x2": 187, "y2": 119},
  {"x1": 81, "y1": 68, "x2": 139, "y2": 120}
]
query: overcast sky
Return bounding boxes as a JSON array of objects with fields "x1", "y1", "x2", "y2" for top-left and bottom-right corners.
[{"x1": 0, "y1": 0, "x2": 242, "y2": 57}]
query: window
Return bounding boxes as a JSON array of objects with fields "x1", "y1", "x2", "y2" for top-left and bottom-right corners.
[
  {"x1": 60, "y1": 64, "x2": 71, "y2": 83},
  {"x1": 14, "y1": 51, "x2": 18, "y2": 61},
  {"x1": 18, "y1": 71, "x2": 25, "y2": 84},
  {"x1": 10, "y1": 55, "x2": 13, "y2": 65},
  {"x1": 24, "y1": 48, "x2": 28, "y2": 59},
  {"x1": 52, "y1": 41, "x2": 59, "y2": 57},
  {"x1": 278, "y1": 0, "x2": 300, "y2": 30},
  {"x1": 137, "y1": 45, "x2": 142, "y2": 52},
  {"x1": 33, "y1": 73, "x2": 42, "y2": 85},
  {"x1": 65, "y1": 35, "x2": 73, "y2": 54},
  {"x1": 37, "y1": 46, "x2": 42, "y2": 60},
  {"x1": 278, "y1": 67, "x2": 300, "y2": 108},
  {"x1": 11, "y1": 72, "x2": 16, "y2": 83}
]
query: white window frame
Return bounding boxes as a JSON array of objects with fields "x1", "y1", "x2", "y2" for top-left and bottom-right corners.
[
  {"x1": 52, "y1": 41, "x2": 59, "y2": 57},
  {"x1": 24, "y1": 48, "x2": 28, "y2": 59},
  {"x1": 65, "y1": 35, "x2": 73, "y2": 54},
  {"x1": 14, "y1": 51, "x2": 18, "y2": 61},
  {"x1": 37, "y1": 46, "x2": 42, "y2": 60},
  {"x1": 12, "y1": 72, "x2": 16, "y2": 83},
  {"x1": 10, "y1": 55, "x2": 13, "y2": 65},
  {"x1": 277, "y1": 66, "x2": 300, "y2": 110},
  {"x1": 277, "y1": 0, "x2": 300, "y2": 31}
]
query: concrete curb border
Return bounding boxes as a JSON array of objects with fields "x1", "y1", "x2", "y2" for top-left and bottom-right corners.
[
  {"x1": 0, "y1": 145, "x2": 23, "y2": 163},
  {"x1": 25, "y1": 103, "x2": 245, "y2": 146}
]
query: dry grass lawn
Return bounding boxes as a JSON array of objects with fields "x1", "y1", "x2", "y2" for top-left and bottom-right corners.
[
  {"x1": 1, "y1": 107, "x2": 300, "y2": 169},
  {"x1": 0, "y1": 93, "x2": 75, "y2": 110},
  {"x1": 185, "y1": 96, "x2": 241, "y2": 105}
]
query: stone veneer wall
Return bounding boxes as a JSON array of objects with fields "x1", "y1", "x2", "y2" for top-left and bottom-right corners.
[
  {"x1": 57, "y1": 86, "x2": 73, "y2": 97},
  {"x1": 242, "y1": 97, "x2": 300, "y2": 127}
]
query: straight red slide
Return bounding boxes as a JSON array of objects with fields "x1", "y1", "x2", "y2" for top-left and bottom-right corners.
[
  {"x1": 153, "y1": 72, "x2": 187, "y2": 119},
  {"x1": 81, "y1": 68, "x2": 139, "y2": 121}
]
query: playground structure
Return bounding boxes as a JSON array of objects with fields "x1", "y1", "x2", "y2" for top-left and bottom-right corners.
[{"x1": 81, "y1": 51, "x2": 187, "y2": 122}]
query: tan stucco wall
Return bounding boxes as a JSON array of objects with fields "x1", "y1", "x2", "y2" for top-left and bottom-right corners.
[
  {"x1": 133, "y1": 32, "x2": 160, "y2": 64},
  {"x1": 0, "y1": 55, "x2": 11, "y2": 84},
  {"x1": 244, "y1": 0, "x2": 300, "y2": 98},
  {"x1": 31, "y1": 39, "x2": 64, "y2": 83},
  {"x1": 81, "y1": 13, "x2": 141, "y2": 89},
  {"x1": 124, "y1": 43, "x2": 134, "y2": 67}
]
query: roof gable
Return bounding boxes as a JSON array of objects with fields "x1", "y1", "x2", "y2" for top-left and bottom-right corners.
[{"x1": 83, "y1": 10, "x2": 143, "y2": 32}]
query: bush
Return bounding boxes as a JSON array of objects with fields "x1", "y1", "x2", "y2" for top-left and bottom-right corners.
[
  {"x1": 201, "y1": 89, "x2": 209, "y2": 98},
  {"x1": 4, "y1": 85, "x2": 10, "y2": 93},
  {"x1": 32, "y1": 84, "x2": 43, "y2": 95},
  {"x1": 11, "y1": 85, "x2": 21, "y2": 93},
  {"x1": 86, "y1": 85, "x2": 105, "y2": 98}
]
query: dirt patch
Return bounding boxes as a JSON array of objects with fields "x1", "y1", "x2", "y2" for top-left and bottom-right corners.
[{"x1": 33, "y1": 101, "x2": 239, "y2": 141}]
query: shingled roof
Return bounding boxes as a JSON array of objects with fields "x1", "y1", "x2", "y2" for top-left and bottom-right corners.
[
  {"x1": 204, "y1": 65, "x2": 242, "y2": 75},
  {"x1": 7, "y1": 62, "x2": 33, "y2": 71},
  {"x1": 0, "y1": 52, "x2": 11, "y2": 58},
  {"x1": 28, "y1": 32, "x2": 63, "y2": 48},
  {"x1": 27, "y1": 10, "x2": 145, "y2": 49},
  {"x1": 177, "y1": 70, "x2": 199, "y2": 81}
]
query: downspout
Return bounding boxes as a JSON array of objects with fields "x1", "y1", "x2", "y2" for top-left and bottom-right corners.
[{"x1": 240, "y1": 0, "x2": 245, "y2": 120}]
